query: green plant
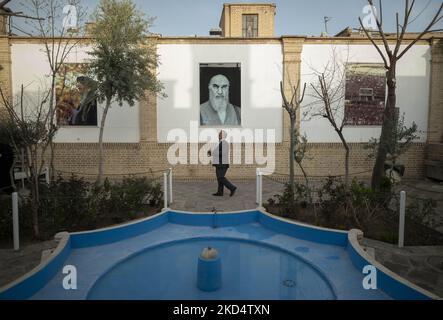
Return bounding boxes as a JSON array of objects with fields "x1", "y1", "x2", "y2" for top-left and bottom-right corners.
[
  {"x1": 88, "y1": 0, "x2": 165, "y2": 185},
  {"x1": 37, "y1": 175, "x2": 95, "y2": 236},
  {"x1": 0, "y1": 175, "x2": 164, "y2": 240},
  {"x1": 267, "y1": 182, "x2": 312, "y2": 218},
  {"x1": 316, "y1": 177, "x2": 394, "y2": 231}
]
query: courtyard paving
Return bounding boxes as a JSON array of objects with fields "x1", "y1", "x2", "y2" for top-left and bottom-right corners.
[{"x1": 170, "y1": 179, "x2": 284, "y2": 212}]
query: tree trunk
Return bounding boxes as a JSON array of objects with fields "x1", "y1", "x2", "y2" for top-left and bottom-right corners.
[
  {"x1": 298, "y1": 162, "x2": 308, "y2": 187},
  {"x1": 31, "y1": 189, "x2": 40, "y2": 239},
  {"x1": 289, "y1": 115, "x2": 295, "y2": 191},
  {"x1": 30, "y1": 148, "x2": 40, "y2": 239},
  {"x1": 337, "y1": 130, "x2": 350, "y2": 186},
  {"x1": 371, "y1": 63, "x2": 397, "y2": 190},
  {"x1": 97, "y1": 98, "x2": 111, "y2": 186},
  {"x1": 49, "y1": 74, "x2": 56, "y2": 182}
]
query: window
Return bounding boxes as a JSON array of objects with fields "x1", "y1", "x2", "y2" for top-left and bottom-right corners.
[
  {"x1": 242, "y1": 14, "x2": 258, "y2": 38},
  {"x1": 359, "y1": 88, "x2": 374, "y2": 101}
]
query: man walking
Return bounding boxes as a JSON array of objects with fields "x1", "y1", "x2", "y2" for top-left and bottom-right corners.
[{"x1": 208, "y1": 130, "x2": 237, "y2": 197}]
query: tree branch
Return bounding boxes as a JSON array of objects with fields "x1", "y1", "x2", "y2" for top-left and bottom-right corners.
[
  {"x1": 367, "y1": 0, "x2": 393, "y2": 57},
  {"x1": 397, "y1": 2, "x2": 443, "y2": 60},
  {"x1": 358, "y1": 17, "x2": 389, "y2": 69}
]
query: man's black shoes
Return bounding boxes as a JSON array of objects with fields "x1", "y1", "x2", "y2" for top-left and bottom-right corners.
[
  {"x1": 212, "y1": 193, "x2": 223, "y2": 196},
  {"x1": 230, "y1": 187, "x2": 237, "y2": 197}
]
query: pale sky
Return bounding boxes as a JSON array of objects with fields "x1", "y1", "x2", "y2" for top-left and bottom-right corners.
[{"x1": 8, "y1": 0, "x2": 443, "y2": 37}]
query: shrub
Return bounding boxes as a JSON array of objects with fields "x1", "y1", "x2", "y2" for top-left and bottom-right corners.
[
  {"x1": 266, "y1": 182, "x2": 312, "y2": 218},
  {"x1": 316, "y1": 177, "x2": 394, "y2": 231},
  {"x1": 0, "y1": 175, "x2": 163, "y2": 240}
]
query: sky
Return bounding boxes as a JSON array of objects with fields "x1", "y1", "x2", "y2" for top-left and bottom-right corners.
[{"x1": 8, "y1": 0, "x2": 443, "y2": 37}]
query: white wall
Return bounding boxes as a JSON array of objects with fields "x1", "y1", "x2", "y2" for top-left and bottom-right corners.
[
  {"x1": 10, "y1": 42, "x2": 431, "y2": 145},
  {"x1": 11, "y1": 43, "x2": 140, "y2": 143},
  {"x1": 300, "y1": 43, "x2": 431, "y2": 143},
  {"x1": 156, "y1": 44, "x2": 283, "y2": 143}
]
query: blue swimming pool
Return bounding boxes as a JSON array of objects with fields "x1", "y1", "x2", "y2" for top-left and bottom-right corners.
[{"x1": 0, "y1": 209, "x2": 436, "y2": 300}]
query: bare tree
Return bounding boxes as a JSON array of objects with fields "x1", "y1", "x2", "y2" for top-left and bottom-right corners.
[
  {"x1": 307, "y1": 47, "x2": 350, "y2": 185},
  {"x1": 14, "y1": 0, "x2": 87, "y2": 180},
  {"x1": 294, "y1": 128, "x2": 310, "y2": 187},
  {"x1": 358, "y1": 0, "x2": 443, "y2": 190},
  {"x1": 280, "y1": 79, "x2": 306, "y2": 191},
  {"x1": 0, "y1": 84, "x2": 55, "y2": 239}
]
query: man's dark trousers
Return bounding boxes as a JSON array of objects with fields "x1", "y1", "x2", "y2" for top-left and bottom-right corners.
[{"x1": 216, "y1": 165, "x2": 236, "y2": 195}]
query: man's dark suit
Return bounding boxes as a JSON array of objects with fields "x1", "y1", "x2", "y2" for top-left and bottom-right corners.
[{"x1": 212, "y1": 139, "x2": 236, "y2": 195}]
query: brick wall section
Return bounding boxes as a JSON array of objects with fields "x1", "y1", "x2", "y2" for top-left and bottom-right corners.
[
  {"x1": 426, "y1": 143, "x2": 443, "y2": 162},
  {"x1": 428, "y1": 38, "x2": 443, "y2": 143},
  {"x1": 0, "y1": 36, "x2": 11, "y2": 100},
  {"x1": 282, "y1": 37, "x2": 304, "y2": 142},
  {"x1": 221, "y1": 4, "x2": 275, "y2": 37},
  {"x1": 0, "y1": 9, "x2": 7, "y2": 35},
  {"x1": 51, "y1": 142, "x2": 425, "y2": 181}
]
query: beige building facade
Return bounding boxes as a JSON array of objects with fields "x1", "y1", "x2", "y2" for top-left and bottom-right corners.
[{"x1": 0, "y1": 3, "x2": 442, "y2": 182}]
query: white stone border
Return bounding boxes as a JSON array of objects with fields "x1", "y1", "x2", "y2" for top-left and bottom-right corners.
[
  {"x1": 347, "y1": 229, "x2": 441, "y2": 300},
  {"x1": 0, "y1": 231, "x2": 70, "y2": 294}
]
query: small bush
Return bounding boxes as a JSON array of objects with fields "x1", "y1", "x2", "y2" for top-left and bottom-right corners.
[
  {"x1": 266, "y1": 182, "x2": 311, "y2": 218},
  {"x1": 316, "y1": 177, "x2": 393, "y2": 231},
  {"x1": 0, "y1": 175, "x2": 163, "y2": 240}
]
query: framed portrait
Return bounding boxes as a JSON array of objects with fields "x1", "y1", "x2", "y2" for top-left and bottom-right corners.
[
  {"x1": 55, "y1": 63, "x2": 98, "y2": 126},
  {"x1": 344, "y1": 63, "x2": 386, "y2": 126},
  {"x1": 199, "y1": 63, "x2": 241, "y2": 126}
]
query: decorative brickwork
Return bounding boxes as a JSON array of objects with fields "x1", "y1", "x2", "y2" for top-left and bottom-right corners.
[
  {"x1": 220, "y1": 3, "x2": 275, "y2": 38},
  {"x1": 0, "y1": 35, "x2": 11, "y2": 117},
  {"x1": 428, "y1": 38, "x2": 443, "y2": 143},
  {"x1": 49, "y1": 142, "x2": 425, "y2": 181}
]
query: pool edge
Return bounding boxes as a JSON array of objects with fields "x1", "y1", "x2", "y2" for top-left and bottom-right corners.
[
  {"x1": 0, "y1": 232, "x2": 71, "y2": 300},
  {"x1": 1, "y1": 207, "x2": 440, "y2": 300},
  {"x1": 346, "y1": 229, "x2": 441, "y2": 300}
]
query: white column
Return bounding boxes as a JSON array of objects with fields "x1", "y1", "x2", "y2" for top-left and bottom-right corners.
[
  {"x1": 168, "y1": 168, "x2": 173, "y2": 204},
  {"x1": 163, "y1": 172, "x2": 168, "y2": 209},
  {"x1": 258, "y1": 172, "x2": 263, "y2": 208},
  {"x1": 256, "y1": 168, "x2": 260, "y2": 205},
  {"x1": 398, "y1": 191, "x2": 406, "y2": 248},
  {"x1": 12, "y1": 192, "x2": 19, "y2": 251}
]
